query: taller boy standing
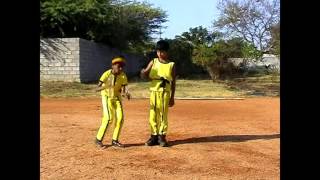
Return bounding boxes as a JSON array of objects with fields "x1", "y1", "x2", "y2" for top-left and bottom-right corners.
[{"x1": 140, "y1": 40, "x2": 176, "y2": 147}]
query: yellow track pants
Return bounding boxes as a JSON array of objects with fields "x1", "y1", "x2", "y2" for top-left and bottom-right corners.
[
  {"x1": 149, "y1": 91, "x2": 170, "y2": 135},
  {"x1": 96, "y1": 96, "x2": 124, "y2": 141}
]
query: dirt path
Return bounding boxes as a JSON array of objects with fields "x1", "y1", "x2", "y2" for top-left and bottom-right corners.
[{"x1": 40, "y1": 97, "x2": 279, "y2": 180}]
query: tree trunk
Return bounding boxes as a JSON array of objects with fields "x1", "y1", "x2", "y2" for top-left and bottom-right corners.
[{"x1": 206, "y1": 65, "x2": 218, "y2": 82}]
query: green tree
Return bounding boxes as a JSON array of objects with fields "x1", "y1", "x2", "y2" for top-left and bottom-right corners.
[
  {"x1": 175, "y1": 26, "x2": 221, "y2": 47},
  {"x1": 269, "y1": 22, "x2": 280, "y2": 55},
  {"x1": 167, "y1": 38, "x2": 205, "y2": 77},
  {"x1": 214, "y1": 0, "x2": 280, "y2": 52},
  {"x1": 192, "y1": 38, "x2": 248, "y2": 80},
  {"x1": 166, "y1": 26, "x2": 220, "y2": 78},
  {"x1": 242, "y1": 42, "x2": 263, "y2": 60},
  {"x1": 40, "y1": 0, "x2": 167, "y2": 53}
]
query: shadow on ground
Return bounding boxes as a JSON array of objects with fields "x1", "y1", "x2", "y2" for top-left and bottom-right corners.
[{"x1": 124, "y1": 134, "x2": 280, "y2": 148}]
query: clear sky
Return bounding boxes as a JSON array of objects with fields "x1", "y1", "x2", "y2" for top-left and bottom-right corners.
[{"x1": 136, "y1": 0, "x2": 220, "y2": 40}]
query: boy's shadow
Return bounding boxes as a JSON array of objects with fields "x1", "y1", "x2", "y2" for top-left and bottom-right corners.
[
  {"x1": 169, "y1": 134, "x2": 280, "y2": 146},
  {"x1": 125, "y1": 134, "x2": 280, "y2": 148}
]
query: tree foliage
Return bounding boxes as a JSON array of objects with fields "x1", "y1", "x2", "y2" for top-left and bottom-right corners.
[
  {"x1": 192, "y1": 37, "x2": 256, "y2": 80},
  {"x1": 175, "y1": 26, "x2": 220, "y2": 47},
  {"x1": 214, "y1": 0, "x2": 280, "y2": 52},
  {"x1": 40, "y1": 0, "x2": 167, "y2": 52},
  {"x1": 167, "y1": 38, "x2": 205, "y2": 77},
  {"x1": 269, "y1": 22, "x2": 280, "y2": 55}
]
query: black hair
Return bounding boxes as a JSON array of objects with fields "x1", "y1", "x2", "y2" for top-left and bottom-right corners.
[
  {"x1": 155, "y1": 40, "x2": 169, "y2": 51},
  {"x1": 112, "y1": 55, "x2": 126, "y2": 60}
]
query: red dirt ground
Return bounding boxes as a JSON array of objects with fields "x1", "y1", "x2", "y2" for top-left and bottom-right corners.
[{"x1": 40, "y1": 97, "x2": 279, "y2": 180}]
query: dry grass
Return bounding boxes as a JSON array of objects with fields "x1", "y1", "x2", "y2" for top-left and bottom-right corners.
[{"x1": 40, "y1": 74, "x2": 279, "y2": 98}]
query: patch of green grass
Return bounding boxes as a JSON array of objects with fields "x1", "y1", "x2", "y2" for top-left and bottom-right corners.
[
  {"x1": 40, "y1": 81, "x2": 98, "y2": 98},
  {"x1": 222, "y1": 74, "x2": 280, "y2": 97},
  {"x1": 40, "y1": 74, "x2": 279, "y2": 98},
  {"x1": 127, "y1": 81, "x2": 150, "y2": 98},
  {"x1": 175, "y1": 80, "x2": 243, "y2": 98}
]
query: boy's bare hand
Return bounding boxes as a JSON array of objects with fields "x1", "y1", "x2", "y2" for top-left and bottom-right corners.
[
  {"x1": 140, "y1": 69, "x2": 146, "y2": 79},
  {"x1": 95, "y1": 86, "x2": 105, "y2": 92},
  {"x1": 121, "y1": 92, "x2": 131, "y2": 100},
  {"x1": 126, "y1": 93, "x2": 131, "y2": 100}
]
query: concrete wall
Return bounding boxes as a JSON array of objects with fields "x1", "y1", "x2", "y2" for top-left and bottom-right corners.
[
  {"x1": 228, "y1": 54, "x2": 280, "y2": 72},
  {"x1": 78, "y1": 38, "x2": 142, "y2": 82},
  {"x1": 40, "y1": 38, "x2": 143, "y2": 83},
  {"x1": 40, "y1": 38, "x2": 80, "y2": 81}
]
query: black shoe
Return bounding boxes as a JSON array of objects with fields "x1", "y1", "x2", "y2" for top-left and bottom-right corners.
[
  {"x1": 158, "y1": 135, "x2": 168, "y2": 147},
  {"x1": 112, "y1": 140, "x2": 124, "y2": 148},
  {"x1": 145, "y1": 135, "x2": 159, "y2": 146},
  {"x1": 95, "y1": 139, "x2": 104, "y2": 147}
]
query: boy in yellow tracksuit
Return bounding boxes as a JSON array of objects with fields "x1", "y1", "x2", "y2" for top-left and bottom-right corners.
[
  {"x1": 95, "y1": 55, "x2": 131, "y2": 148},
  {"x1": 140, "y1": 40, "x2": 176, "y2": 147}
]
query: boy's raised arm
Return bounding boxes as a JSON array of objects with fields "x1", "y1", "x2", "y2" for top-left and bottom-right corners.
[{"x1": 140, "y1": 60, "x2": 154, "y2": 79}]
